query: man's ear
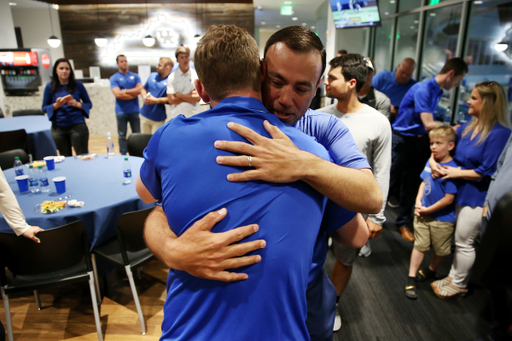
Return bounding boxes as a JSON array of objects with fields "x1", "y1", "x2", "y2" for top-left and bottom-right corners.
[
  {"x1": 195, "y1": 79, "x2": 210, "y2": 103},
  {"x1": 348, "y1": 78, "x2": 358, "y2": 91}
]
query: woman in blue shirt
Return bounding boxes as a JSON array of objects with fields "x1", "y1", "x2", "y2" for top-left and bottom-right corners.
[
  {"x1": 42, "y1": 58, "x2": 92, "y2": 156},
  {"x1": 430, "y1": 81, "x2": 511, "y2": 299}
]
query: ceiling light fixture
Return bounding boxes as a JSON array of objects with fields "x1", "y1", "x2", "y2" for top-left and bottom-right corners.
[
  {"x1": 292, "y1": 17, "x2": 298, "y2": 21},
  {"x1": 495, "y1": 41, "x2": 508, "y2": 52},
  {"x1": 9, "y1": 2, "x2": 17, "y2": 6},
  {"x1": 142, "y1": 1, "x2": 155, "y2": 47},
  {"x1": 47, "y1": 4, "x2": 61, "y2": 48}
]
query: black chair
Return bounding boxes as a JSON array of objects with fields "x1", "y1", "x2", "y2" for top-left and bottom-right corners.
[
  {"x1": 0, "y1": 129, "x2": 30, "y2": 156},
  {"x1": 91, "y1": 207, "x2": 155, "y2": 335},
  {"x1": 12, "y1": 109, "x2": 45, "y2": 117},
  {"x1": 0, "y1": 221, "x2": 103, "y2": 341},
  {"x1": 127, "y1": 133, "x2": 152, "y2": 157},
  {"x1": 0, "y1": 149, "x2": 29, "y2": 171}
]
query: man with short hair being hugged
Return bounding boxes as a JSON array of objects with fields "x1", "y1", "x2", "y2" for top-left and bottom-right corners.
[
  {"x1": 167, "y1": 46, "x2": 201, "y2": 118},
  {"x1": 139, "y1": 57, "x2": 172, "y2": 134},
  {"x1": 405, "y1": 126, "x2": 458, "y2": 299},
  {"x1": 136, "y1": 25, "x2": 362, "y2": 341},
  {"x1": 110, "y1": 54, "x2": 143, "y2": 155}
]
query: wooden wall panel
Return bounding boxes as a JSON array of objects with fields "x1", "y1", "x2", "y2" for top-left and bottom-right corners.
[{"x1": 59, "y1": 3, "x2": 254, "y2": 78}]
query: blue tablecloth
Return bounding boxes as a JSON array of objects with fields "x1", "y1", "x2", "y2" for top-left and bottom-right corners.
[
  {"x1": 0, "y1": 116, "x2": 57, "y2": 160},
  {"x1": 0, "y1": 155, "x2": 153, "y2": 248}
]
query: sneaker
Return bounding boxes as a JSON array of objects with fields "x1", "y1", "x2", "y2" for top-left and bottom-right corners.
[
  {"x1": 405, "y1": 277, "x2": 417, "y2": 299},
  {"x1": 358, "y1": 241, "x2": 372, "y2": 257},
  {"x1": 387, "y1": 196, "x2": 399, "y2": 208},
  {"x1": 333, "y1": 305, "x2": 342, "y2": 331}
]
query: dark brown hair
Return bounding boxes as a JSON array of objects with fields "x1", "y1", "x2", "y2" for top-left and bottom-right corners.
[
  {"x1": 440, "y1": 58, "x2": 468, "y2": 76},
  {"x1": 329, "y1": 54, "x2": 368, "y2": 92}
]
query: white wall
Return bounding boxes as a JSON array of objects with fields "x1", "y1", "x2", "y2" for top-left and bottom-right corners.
[
  {"x1": 0, "y1": 1, "x2": 18, "y2": 115},
  {"x1": 11, "y1": 6, "x2": 64, "y2": 62},
  {"x1": 258, "y1": 28, "x2": 278, "y2": 59}
]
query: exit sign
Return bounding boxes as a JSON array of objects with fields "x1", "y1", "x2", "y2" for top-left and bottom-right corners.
[
  {"x1": 429, "y1": 0, "x2": 439, "y2": 5},
  {"x1": 281, "y1": 5, "x2": 293, "y2": 15}
]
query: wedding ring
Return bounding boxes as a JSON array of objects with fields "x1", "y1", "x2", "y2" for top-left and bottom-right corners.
[{"x1": 248, "y1": 155, "x2": 252, "y2": 167}]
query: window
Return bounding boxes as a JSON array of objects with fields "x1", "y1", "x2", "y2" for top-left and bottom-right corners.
[
  {"x1": 393, "y1": 13, "x2": 420, "y2": 70},
  {"x1": 398, "y1": 0, "x2": 423, "y2": 13},
  {"x1": 374, "y1": 19, "x2": 394, "y2": 72}
]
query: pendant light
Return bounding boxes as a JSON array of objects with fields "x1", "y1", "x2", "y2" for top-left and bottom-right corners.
[
  {"x1": 94, "y1": 3, "x2": 108, "y2": 47},
  {"x1": 142, "y1": 1, "x2": 155, "y2": 47},
  {"x1": 47, "y1": 4, "x2": 61, "y2": 48}
]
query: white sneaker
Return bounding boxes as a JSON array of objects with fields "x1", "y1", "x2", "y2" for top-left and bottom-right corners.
[
  {"x1": 359, "y1": 241, "x2": 372, "y2": 257},
  {"x1": 333, "y1": 305, "x2": 342, "y2": 331}
]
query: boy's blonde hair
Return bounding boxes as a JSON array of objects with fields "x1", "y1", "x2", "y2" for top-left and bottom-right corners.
[{"x1": 429, "y1": 126, "x2": 456, "y2": 143}]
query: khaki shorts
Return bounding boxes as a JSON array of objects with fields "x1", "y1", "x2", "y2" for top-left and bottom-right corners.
[
  {"x1": 332, "y1": 239, "x2": 360, "y2": 266},
  {"x1": 413, "y1": 215, "x2": 455, "y2": 256}
]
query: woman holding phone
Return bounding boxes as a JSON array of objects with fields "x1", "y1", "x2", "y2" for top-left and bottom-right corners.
[{"x1": 42, "y1": 58, "x2": 92, "y2": 156}]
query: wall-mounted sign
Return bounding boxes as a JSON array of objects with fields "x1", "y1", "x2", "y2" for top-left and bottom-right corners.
[{"x1": 42, "y1": 53, "x2": 51, "y2": 69}]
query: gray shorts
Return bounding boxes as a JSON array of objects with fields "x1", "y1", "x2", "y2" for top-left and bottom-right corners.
[{"x1": 332, "y1": 239, "x2": 361, "y2": 266}]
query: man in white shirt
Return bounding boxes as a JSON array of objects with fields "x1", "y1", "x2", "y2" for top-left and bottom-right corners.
[
  {"x1": 319, "y1": 54, "x2": 392, "y2": 332},
  {"x1": 167, "y1": 46, "x2": 201, "y2": 118}
]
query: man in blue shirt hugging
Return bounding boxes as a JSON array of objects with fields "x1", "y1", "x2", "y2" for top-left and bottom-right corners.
[{"x1": 136, "y1": 25, "x2": 368, "y2": 341}]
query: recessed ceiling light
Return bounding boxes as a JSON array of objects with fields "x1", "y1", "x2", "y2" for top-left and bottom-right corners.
[
  {"x1": 52, "y1": 4, "x2": 59, "y2": 10},
  {"x1": 284, "y1": 1, "x2": 292, "y2": 4},
  {"x1": 311, "y1": 26, "x2": 316, "y2": 29},
  {"x1": 9, "y1": 2, "x2": 17, "y2": 5},
  {"x1": 292, "y1": 17, "x2": 298, "y2": 21},
  {"x1": 430, "y1": 12, "x2": 437, "y2": 16},
  {"x1": 277, "y1": 25, "x2": 281, "y2": 28},
  {"x1": 384, "y1": 12, "x2": 389, "y2": 15},
  {"x1": 261, "y1": 21, "x2": 266, "y2": 25},
  {"x1": 302, "y1": 23, "x2": 307, "y2": 26},
  {"x1": 390, "y1": 0, "x2": 395, "y2": 3},
  {"x1": 410, "y1": 26, "x2": 415, "y2": 29},
  {"x1": 474, "y1": 0, "x2": 483, "y2": 4},
  {"x1": 414, "y1": 20, "x2": 419, "y2": 23}
]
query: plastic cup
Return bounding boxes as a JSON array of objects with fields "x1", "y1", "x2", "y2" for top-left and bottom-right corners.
[
  {"x1": 15, "y1": 175, "x2": 29, "y2": 192},
  {"x1": 53, "y1": 176, "x2": 66, "y2": 194},
  {"x1": 44, "y1": 156, "x2": 55, "y2": 170}
]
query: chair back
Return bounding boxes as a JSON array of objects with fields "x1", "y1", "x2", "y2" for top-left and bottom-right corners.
[
  {"x1": 127, "y1": 133, "x2": 152, "y2": 157},
  {"x1": 0, "y1": 129, "x2": 30, "y2": 155},
  {"x1": 116, "y1": 207, "x2": 154, "y2": 263},
  {"x1": 0, "y1": 221, "x2": 91, "y2": 283},
  {"x1": 0, "y1": 149, "x2": 29, "y2": 170},
  {"x1": 12, "y1": 109, "x2": 45, "y2": 117}
]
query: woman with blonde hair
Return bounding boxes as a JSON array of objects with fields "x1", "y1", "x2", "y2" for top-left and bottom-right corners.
[{"x1": 429, "y1": 81, "x2": 511, "y2": 298}]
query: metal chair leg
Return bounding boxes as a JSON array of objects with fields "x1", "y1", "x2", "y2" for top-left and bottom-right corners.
[
  {"x1": 1, "y1": 287, "x2": 14, "y2": 341},
  {"x1": 88, "y1": 272, "x2": 104, "y2": 341},
  {"x1": 125, "y1": 266, "x2": 146, "y2": 335},
  {"x1": 91, "y1": 254, "x2": 102, "y2": 305},
  {"x1": 34, "y1": 290, "x2": 42, "y2": 310}
]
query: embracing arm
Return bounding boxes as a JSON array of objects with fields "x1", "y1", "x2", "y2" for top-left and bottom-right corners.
[
  {"x1": 215, "y1": 121, "x2": 382, "y2": 214},
  {"x1": 143, "y1": 205, "x2": 265, "y2": 281},
  {"x1": 441, "y1": 166, "x2": 483, "y2": 181}
]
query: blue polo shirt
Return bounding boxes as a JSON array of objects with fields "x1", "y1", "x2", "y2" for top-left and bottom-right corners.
[
  {"x1": 420, "y1": 160, "x2": 458, "y2": 222},
  {"x1": 454, "y1": 122, "x2": 511, "y2": 207},
  {"x1": 140, "y1": 72, "x2": 168, "y2": 122},
  {"x1": 372, "y1": 70, "x2": 416, "y2": 107},
  {"x1": 109, "y1": 71, "x2": 141, "y2": 114},
  {"x1": 42, "y1": 81, "x2": 92, "y2": 127},
  {"x1": 392, "y1": 76, "x2": 443, "y2": 136},
  {"x1": 140, "y1": 97, "x2": 350, "y2": 341}
]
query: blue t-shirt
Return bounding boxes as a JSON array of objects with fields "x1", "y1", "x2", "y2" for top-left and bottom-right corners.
[
  {"x1": 454, "y1": 122, "x2": 511, "y2": 207},
  {"x1": 42, "y1": 81, "x2": 92, "y2": 127},
  {"x1": 372, "y1": 70, "x2": 416, "y2": 107},
  {"x1": 392, "y1": 76, "x2": 443, "y2": 136},
  {"x1": 140, "y1": 97, "x2": 350, "y2": 341},
  {"x1": 140, "y1": 72, "x2": 168, "y2": 122},
  {"x1": 296, "y1": 109, "x2": 369, "y2": 281},
  {"x1": 420, "y1": 160, "x2": 458, "y2": 222},
  {"x1": 109, "y1": 71, "x2": 141, "y2": 114}
]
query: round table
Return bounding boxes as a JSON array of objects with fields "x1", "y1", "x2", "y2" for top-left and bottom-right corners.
[
  {"x1": 0, "y1": 116, "x2": 57, "y2": 160},
  {"x1": 0, "y1": 155, "x2": 153, "y2": 248}
]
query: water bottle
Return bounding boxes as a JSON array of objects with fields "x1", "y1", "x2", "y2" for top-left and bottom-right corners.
[
  {"x1": 14, "y1": 156, "x2": 24, "y2": 176},
  {"x1": 445, "y1": 106, "x2": 452, "y2": 123},
  {"x1": 38, "y1": 165, "x2": 50, "y2": 193},
  {"x1": 106, "y1": 132, "x2": 115, "y2": 158},
  {"x1": 123, "y1": 157, "x2": 132, "y2": 184},
  {"x1": 28, "y1": 165, "x2": 39, "y2": 193}
]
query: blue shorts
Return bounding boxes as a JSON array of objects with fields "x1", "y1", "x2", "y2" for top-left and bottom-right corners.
[{"x1": 306, "y1": 271, "x2": 336, "y2": 341}]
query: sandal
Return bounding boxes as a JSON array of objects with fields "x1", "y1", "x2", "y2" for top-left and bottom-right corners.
[
  {"x1": 434, "y1": 284, "x2": 467, "y2": 300},
  {"x1": 416, "y1": 267, "x2": 436, "y2": 282},
  {"x1": 405, "y1": 277, "x2": 417, "y2": 299},
  {"x1": 431, "y1": 277, "x2": 451, "y2": 291}
]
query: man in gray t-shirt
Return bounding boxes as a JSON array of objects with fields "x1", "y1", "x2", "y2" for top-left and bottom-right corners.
[{"x1": 319, "y1": 54, "x2": 392, "y2": 332}]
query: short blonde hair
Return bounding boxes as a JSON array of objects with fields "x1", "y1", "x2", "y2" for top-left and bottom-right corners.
[
  {"x1": 463, "y1": 81, "x2": 511, "y2": 144},
  {"x1": 194, "y1": 25, "x2": 261, "y2": 102},
  {"x1": 429, "y1": 126, "x2": 456, "y2": 143},
  {"x1": 160, "y1": 57, "x2": 173, "y2": 69}
]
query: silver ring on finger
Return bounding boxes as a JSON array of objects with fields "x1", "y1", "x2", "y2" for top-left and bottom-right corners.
[{"x1": 247, "y1": 155, "x2": 252, "y2": 167}]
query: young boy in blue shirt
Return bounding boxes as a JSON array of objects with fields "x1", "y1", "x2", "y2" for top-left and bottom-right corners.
[{"x1": 405, "y1": 126, "x2": 458, "y2": 299}]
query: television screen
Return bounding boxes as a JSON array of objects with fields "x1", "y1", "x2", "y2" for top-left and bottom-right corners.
[{"x1": 329, "y1": 0, "x2": 381, "y2": 28}]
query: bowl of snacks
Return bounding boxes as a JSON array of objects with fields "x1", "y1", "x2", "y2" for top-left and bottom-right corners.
[{"x1": 36, "y1": 200, "x2": 67, "y2": 214}]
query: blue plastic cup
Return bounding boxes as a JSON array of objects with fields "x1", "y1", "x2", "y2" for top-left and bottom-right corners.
[
  {"x1": 15, "y1": 175, "x2": 29, "y2": 192},
  {"x1": 44, "y1": 156, "x2": 55, "y2": 170},
  {"x1": 53, "y1": 176, "x2": 66, "y2": 194}
]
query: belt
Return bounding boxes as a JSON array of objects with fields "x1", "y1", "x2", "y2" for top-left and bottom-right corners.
[{"x1": 393, "y1": 129, "x2": 427, "y2": 139}]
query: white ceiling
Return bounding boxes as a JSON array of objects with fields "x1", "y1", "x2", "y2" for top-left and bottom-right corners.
[{"x1": 253, "y1": 0, "x2": 322, "y2": 30}]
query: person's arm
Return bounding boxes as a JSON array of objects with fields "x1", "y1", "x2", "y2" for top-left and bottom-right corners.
[
  {"x1": 215, "y1": 120, "x2": 382, "y2": 214},
  {"x1": 144, "y1": 206, "x2": 266, "y2": 281},
  {"x1": 330, "y1": 213, "x2": 369, "y2": 248},
  {"x1": 42, "y1": 83, "x2": 60, "y2": 120},
  {"x1": 136, "y1": 175, "x2": 158, "y2": 203},
  {"x1": 420, "y1": 112, "x2": 441, "y2": 132},
  {"x1": 167, "y1": 93, "x2": 184, "y2": 105},
  {"x1": 144, "y1": 94, "x2": 168, "y2": 105},
  {"x1": 125, "y1": 83, "x2": 143, "y2": 96},
  {"x1": 68, "y1": 82, "x2": 92, "y2": 117},
  {"x1": 417, "y1": 193, "x2": 455, "y2": 216},
  {"x1": 175, "y1": 90, "x2": 201, "y2": 103},
  {"x1": 441, "y1": 166, "x2": 483, "y2": 181},
  {"x1": 140, "y1": 87, "x2": 147, "y2": 98},
  {"x1": 112, "y1": 87, "x2": 136, "y2": 100}
]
